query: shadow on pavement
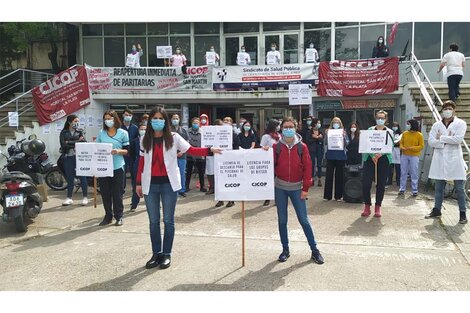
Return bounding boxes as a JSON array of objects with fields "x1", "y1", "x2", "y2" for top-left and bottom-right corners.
[
  {"x1": 231, "y1": 204, "x2": 273, "y2": 220},
  {"x1": 169, "y1": 259, "x2": 312, "y2": 291},
  {"x1": 176, "y1": 204, "x2": 229, "y2": 224},
  {"x1": 77, "y1": 266, "x2": 154, "y2": 291},
  {"x1": 420, "y1": 219, "x2": 451, "y2": 248},
  {"x1": 339, "y1": 216, "x2": 384, "y2": 237}
]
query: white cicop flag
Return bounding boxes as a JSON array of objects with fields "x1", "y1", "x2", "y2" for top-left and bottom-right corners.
[
  {"x1": 75, "y1": 142, "x2": 114, "y2": 177},
  {"x1": 358, "y1": 130, "x2": 394, "y2": 154},
  {"x1": 215, "y1": 149, "x2": 274, "y2": 201}
]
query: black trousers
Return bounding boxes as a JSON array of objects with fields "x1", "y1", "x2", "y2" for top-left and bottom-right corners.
[
  {"x1": 185, "y1": 159, "x2": 206, "y2": 190},
  {"x1": 98, "y1": 168, "x2": 125, "y2": 220},
  {"x1": 323, "y1": 159, "x2": 345, "y2": 200},
  {"x1": 447, "y1": 74, "x2": 462, "y2": 101},
  {"x1": 387, "y1": 163, "x2": 401, "y2": 186},
  {"x1": 362, "y1": 157, "x2": 389, "y2": 206}
]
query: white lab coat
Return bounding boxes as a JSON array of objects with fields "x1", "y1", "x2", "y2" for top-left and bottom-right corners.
[
  {"x1": 428, "y1": 116, "x2": 467, "y2": 180},
  {"x1": 140, "y1": 132, "x2": 191, "y2": 195}
]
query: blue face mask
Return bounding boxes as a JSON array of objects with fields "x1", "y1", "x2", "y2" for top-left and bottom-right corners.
[
  {"x1": 282, "y1": 128, "x2": 295, "y2": 138},
  {"x1": 123, "y1": 115, "x2": 132, "y2": 123},
  {"x1": 376, "y1": 119, "x2": 385, "y2": 126},
  {"x1": 244, "y1": 126, "x2": 251, "y2": 132},
  {"x1": 151, "y1": 119, "x2": 165, "y2": 131},
  {"x1": 306, "y1": 120, "x2": 312, "y2": 126},
  {"x1": 405, "y1": 124, "x2": 411, "y2": 131},
  {"x1": 192, "y1": 123, "x2": 200, "y2": 130},
  {"x1": 105, "y1": 120, "x2": 114, "y2": 128},
  {"x1": 172, "y1": 119, "x2": 180, "y2": 126},
  {"x1": 332, "y1": 123, "x2": 340, "y2": 129}
]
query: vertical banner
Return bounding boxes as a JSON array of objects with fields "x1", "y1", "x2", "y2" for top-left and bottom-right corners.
[
  {"x1": 215, "y1": 149, "x2": 274, "y2": 201},
  {"x1": 32, "y1": 66, "x2": 91, "y2": 125},
  {"x1": 358, "y1": 130, "x2": 394, "y2": 154},
  {"x1": 288, "y1": 84, "x2": 312, "y2": 105},
  {"x1": 75, "y1": 143, "x2": 114, "y2": 177},
  {"x1": 201, "y1": 126, "x2": 233, "y2": 149},
  {"x1": 317, "y1": 57, "x2": 399, "y2": 97}
]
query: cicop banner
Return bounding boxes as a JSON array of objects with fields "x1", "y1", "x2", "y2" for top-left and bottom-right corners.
[
  {"x1": 215, "y1": 149, "x2": 274, "y2": 201},
  {"x1": 75, "y1": 143, "x2": 114, "y2": 177},
  {"x1": 32, "y1": 66, "x2": 91, "y2": 126},
  {"x1": 212, "y1": 63, "x2": 317, "y2": 89},
  {"x1": 289, "y1": 84, "x2": 312, "y2": 105},
  {"x1": 86, "y1": 65, "x2": 212, "y2": 92},
  {"x1": 327, "y1": 129, "x2": 344, "y2": 150},
  {"x1": 201, "y1": 126, "x2": 233, "y2": 149},
  {"x1": 317, "y1": 57, "x2": 399, "y2": 97},
  {"x1": 358, "y1": 130, "x2": 394, "y2": 154}
]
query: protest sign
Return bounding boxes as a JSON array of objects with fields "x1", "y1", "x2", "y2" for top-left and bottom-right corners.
[
  {"x1": 305, "y1": 48, "x2": 317, "y2": 63},
  {"x1": 156, "y1": 46, "x2": 172, "y2": 59},
  {"x1": 327, "y1": 129, "x2": 344, "y2": 150},
  {"x1": 358, "y1": 130, "x2": 394, "y2": 154},
  {"x1": 8, "y1": 112, "x2": 18, "y2": 127},
  {"x1": 206, "y1": 52, "x2": 216, "y2": 65},
  {"x1": 289, "y1": 84, "x2": 312, "y2": 105},
  {"x1": 201, "y1": 126, "x2": 233, "y2": 150},
  {"x1": 75, "y1": 143, "x2": 114, "y2": 177},
  {"x1": 215, "y1": 149, "x2": 274, "y2": 201}
]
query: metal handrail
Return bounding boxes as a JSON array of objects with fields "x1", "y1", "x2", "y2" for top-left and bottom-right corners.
[
  {"x1": 408, "y1": 51, "x2": 470, "y2": 166},
  {"x1": 0, "y1": 68, "x2": 53, "y2": 82},
  {"x1": 0, "y1": 90, "x2": 32, "y2": 110},
  {"x1": 0, "y1": 102, "x2": 34, "y2": 128}
]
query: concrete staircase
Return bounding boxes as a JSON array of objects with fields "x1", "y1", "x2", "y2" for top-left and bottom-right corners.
[{"x1": 0, "y1": 93, "x2": 37, "y2": 145}]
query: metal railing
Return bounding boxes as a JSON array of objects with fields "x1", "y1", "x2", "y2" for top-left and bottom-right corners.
[
  {"x1": 406, "y1": 51, "x2": 470, "y2": 167},
  {"x1": 0, "y1": 68, "x2": 53, "y2": 101}
]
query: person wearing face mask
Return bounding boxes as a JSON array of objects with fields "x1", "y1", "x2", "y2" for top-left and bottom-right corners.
[
  {"x1": 96, "y1": 110, "x2": 130, "y2": 226},
  {"x1": 121, "y1": 109, "x2": 139, "y2": 195},
  {"x1": 125, "y1": 43, "x2": 143, "y2": 68},
  {"x1": 266, "y1": 43, "x2": 281, "y2": 65},
  {"x1": 306, "y1": 118, "x2": 324, "y2": 187},
  {"x1": 426, "y1": 101, "x2": 467, "y2": 224},
  {"x1": 236, "y1": 45, "x2": 251, "y2": 66},
  {"x1": 235, "y1": 118, "x2": 246, "y2": 135},
  {"x1": 304, "y1": 43, "x2": 319, "y2": 64},
  {"x1": 260, "y1": 119, "x2": 281, "y2": 207},
  {"x1": 59, "y1": 114, "x2": 88, "y2": 206},
  {"x1": 170, "y1": 46, "x2": 187, "y2": 67},
  {"x1": 129, "y1": 123, "x2": 147, "y2": 212},
  {"x1": 398, "y1": 119, "x2": 423, "y2": 197},
  {"x1": 265, "y1": 116, "x2": 324, "y2": 264},
  {"x1": 387, "y1": 122, "x2": 402, "y2": 188},
  {"x1": 323, "y1": 117, "x2": 349, "y2": 201},
  {"x1": 372, "y1": 36, "x2": 389, "y2": 58},
  {"x1": 205, "y1": 45, "x2": 220, "y2": 66},
  {"x1": 136, "y1": 106, "x2": 222, "y2": 270},
  {"x1": 170, "y1": 113, "x2": 189, "y2": 197},
  {"x1": 140, "y1": 113, "x2": 149, "y2": 126},
  {"x1": 185, "y1": 117, "x2": 208, "y2": 193},
  {"x1": 346, "y1": 122, "x2": 361, "y2": 166},
  {"x1": 301, "y1": 115, "x2": 315, "y2": 140},
  {"x1": 361, "y1": 110, "x2": 393, "y2": 218},
  {"x1": 238, "y1": 121, "x2": 257, "y2": 149}
]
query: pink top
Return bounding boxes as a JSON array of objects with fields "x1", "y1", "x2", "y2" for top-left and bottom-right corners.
[{"x1": 171, "y1": 54, "x2": 187, "y2": 67}]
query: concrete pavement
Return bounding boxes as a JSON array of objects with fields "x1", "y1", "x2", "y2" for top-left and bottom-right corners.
[{"x1": 0, "y1": 181, "x2": 469, "y2": 291}]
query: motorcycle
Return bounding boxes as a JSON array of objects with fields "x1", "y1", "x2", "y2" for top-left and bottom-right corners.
[
  {"x1": 44, "y1": 155, "x2": 97, "y2": 193},
  {"x1": 0, "y1": 139, "x2": 43, "y2": 232}
]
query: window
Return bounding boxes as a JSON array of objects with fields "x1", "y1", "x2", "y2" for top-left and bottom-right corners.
[
  {"x1": 356, "y1": 110, "x2": 375, "y2": 129},
  {"x1": 83, "y1": 38, "x2": 103, "y2": 66},
  {"x1": 125, "y1": 23, "x2": 146, "y2": 35},
  {"x1": 169, "y1": 23, "x2": 190, "y2": 34},
  {"x1": 104, "y1": 24, "x2": 124, "y2": 36},
  {"x1": 125, "y1": 37, "x2": 147, "y2": 66},
  {"x1": 443, "y1": 22, "x2": 470, "y2": 56},
  {"x1": 194, "y1": 36, "x2": 220, "y2": 66},
  {"x1": 414, "y1": 22, "x2": 441, "y2": 60},
  {"x1": 104, "y1": 37, "x2": 125, "y2": 67},
  {"x1": 223, "y1": 22, "x2": 259, "y2": 33},
  {"x1": 83, "y1": 24, "x2": 102, "y2": 36},
  {"x1": 335, "y1": 27, "x2": 358, "y2": 60},
  {"x1": 336, "y1": 22, "x2": 359, "y2": 27},
  {"x1": 194, "y1": 22, "x2": 220, "y2": 34},
  {"x1": 148, "y1": 37, "x2": 169, "y2": 66},
  {"x1": 244, "y1": 37, "x2": 258, "y2": 65},
  {"x1": 263, "y1": 22, "x2": 299, "y2": 31},
  {"x1": 304, "y1": 22, "x2": 331, "y2": 29},
  {"x1": 360, "y1": 25, "x2": 385, "y2": 59},
  {"x1": 170, "y1": 36, "x2": 191, "y2": 64},
  {"x1": 386, "y1": 22, "x2": 411, "y2": 57},
  {"x1": 148, "y1": 23, "x2": 168, "y2": 35},
  {"x1": 284, "y1": 34, "x2": 299, "y2": 64},
  {"x1": 225, "y1": 37, "x2": 240, "y2": 66},
  {"x1": 304, "y1": 29, "x2": 331, "y2": 61}
]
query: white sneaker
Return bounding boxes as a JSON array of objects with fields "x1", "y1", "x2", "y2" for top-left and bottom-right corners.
[
  {"x1": 62, "y1": 198, "x2": 73, "y2": 206},
  {"x1": 81, "y1": 197, "x2": 89, "y2": 206}
]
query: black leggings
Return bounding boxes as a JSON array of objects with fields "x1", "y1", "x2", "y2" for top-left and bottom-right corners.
[
  {"x1": 185, "y1": 159, "x2": 206, "y2": 189},
  {"x1": 98, "y1": 168, "x2": 125, "y2": 220},
  {"x1": 362, "y1": 157, "x2": 389, "y2": 206}
]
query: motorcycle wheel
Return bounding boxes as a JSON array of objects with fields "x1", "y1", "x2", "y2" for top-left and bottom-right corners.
[
  {"x1": 45, "y1": 168, "x2": 68, "y2": 191},
  {"x1": 14, "y1": 212, "x2": 27, "y2": 233}
]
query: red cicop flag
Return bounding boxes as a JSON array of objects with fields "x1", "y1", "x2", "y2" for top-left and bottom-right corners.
[{"x1": 388, "y1": 22, "x2": 399, "y2": 46}]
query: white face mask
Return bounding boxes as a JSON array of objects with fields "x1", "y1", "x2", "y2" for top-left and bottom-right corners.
[
  {"x1": 350, "y1": 128, "x2": 357, "y2": 133},
  {"x1": 176, "y1": 49, "x2": 181, "y2": 54},
  {"x1": 442, "y1": 109, "x2": 453, "y2": 119},
  {"x1": 241, "y1": 48, "x2": 245, "y2": 52},
  {"x1": 271, "y1": 46, "x2": 276, "y2": 51},
  {"x1": 309, "y1": 44, "x2": 314, "y2": 48},
  {"x1": 210, "y1": 48, "x2": 215, "y2": 52},
  {"x1": 378, "y1": 39, "x2": 383, "y2": 44}
]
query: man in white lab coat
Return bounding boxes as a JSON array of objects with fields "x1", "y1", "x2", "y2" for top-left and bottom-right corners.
[{"x1": 426, "y1": 100, "x2": 468, "y2": 224}]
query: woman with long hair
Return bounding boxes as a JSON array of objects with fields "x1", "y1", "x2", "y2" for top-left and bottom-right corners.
[
  {"x1": 260, "y1": 119, "x2": 281, "y2": 206},
  {"x1": 238, "y1": 120, "x2": 257, "y2": 149},
  {"x1": 346, "y1": 121, "x2": 361, "y2": 165},
  {"x1": 306, "y1": 117, "x2": 324, "y2": 186},
  {"x1": 136, "y1": 106, "x2": 222, "y2": 270},
  {"x1": 388, "y1": 121, "x2": 402, "y2": 187}
]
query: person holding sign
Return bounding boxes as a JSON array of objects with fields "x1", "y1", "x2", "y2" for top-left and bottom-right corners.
[
  {"x1": 346, "y1": 121, "x2": 361, "y2": 166},
  {"x1": 170, "y1": 47, "x2": 187, "y2": 67},
  {"x1": 260, "y1": 119, "x2": 281, "y2": 207},
  {"x1": 304, "y1": 43, "x2": 319, "y2": 63},
  {"x1": 323, "y1": 117, "x2": 349, "y2": 201},
  {"x1": 96, "y1": 110, "x2": 130, "y2": 226},
  {"x1": 129, "y1": 122, "x2": 147, "y2": 212},
  {"x1": 135, "y1": 107, "x2": 222, "y2": 270},
  {"x1": 266, "y1": 43, "x2": 281, "y2": 65},
  {"x1": 125, "y1": 44, "x2": 143, "y2": 68},
  {"x1": 205, "y1": 45, "x2": 220, "y2": 66},
  {"x1": 59, "y1": 114, "x2": 88, "y2": 206},
  {"x1": 361, "y1": 110, "x2": 393, "y2": 218},
  {"x1": 185, "y1": 117, "x2": 207, "y2": 193},
  {"x1": 387, "y1": 122, "x2": 402, "y2": 187},
  {"x1": 426, "y1": 101, "x2": 467, "y2": 224},
  {"x1": 269, "y1": 117, "x2": 324, "y2": 264},
  {"x1": 398, "y1": 119, "x2": 423, "y2": 197},
  {"x1": 236, "y1": 45, "x2": 251, "y2": 66}
]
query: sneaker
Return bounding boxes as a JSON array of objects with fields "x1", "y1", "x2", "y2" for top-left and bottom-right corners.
[
  {"x1": 179, "y1": 192, "x2": 187, "y2": 197},
  {"x1": 459, "y1": 212, "x2": 468, "y2": 224},
  {"x1": 278, "y1": 249, "x2": 290, "y2": 262},
  {"x1": 398, "y1": 191, "x2": 404, "y2": 196},
  {"x1": 200, "y1": 187, "x2": 208, "y2": 193},
  {"x1": 317, "y1": 179, "x2": 322, "y2": 187},
  {"x1": 311, "y1": 248, "x2": 325, "y2": 264},
  {"x1": 263, "y1": 200, "x2": 270, "y2": 206},
  {"x1": 215, "y1": 201, "x2": 224, "y2": 208},
  {"x1": 130, "y1": 206, "x2": 136, "y2": 212},
  {"x1": 62, "y1": 198, "x2": 73, "y2": 206},
  {"x1": 425, "y1": 208, "x2": 442, "y2": 219},
  {"x1": 226, "y1": 201, "x2": 235, "y2": 208},
  {"x1": 81, "y1": 197, "x2": 89, "y2": 206},
  {"x1": 412, "y1": 192, "x2": 418, "y2": 197}
]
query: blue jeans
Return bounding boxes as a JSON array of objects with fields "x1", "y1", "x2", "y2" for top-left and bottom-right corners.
[
  {"x1": 311, "y1": 147, "x2": 324, "y2": 178},
  {"x1": 400, "y1": 155, "x2": 419, "y2": 193},
  {"x1": 64, "y1": 156, "x2": 87, "y2": 198},
  {"x1": 144, "y1": 183, "x2": 178, "y2": 255},
  {"x1": 275, "y1": 187, "x2": 317, "y2": 251},
  {"x1": 434, "y1": 179, "x2": 467, "y2": 212},
  {"x1": 177, "y1": 158, "x2": 187, "y2": 193}
]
